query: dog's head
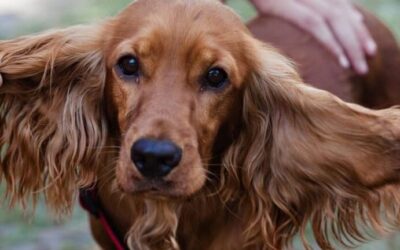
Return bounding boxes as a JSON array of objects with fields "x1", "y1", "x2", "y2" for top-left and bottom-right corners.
[
  {"x1": 2, "y1": 0, "x2": 400, "y2": 248},
  {"x1": 105, "y1": 0, "x2": 252, "y2": 197}
]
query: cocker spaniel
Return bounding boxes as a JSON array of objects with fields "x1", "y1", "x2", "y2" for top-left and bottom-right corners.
[{"x1": 1, "y1": 0, "x2": 400, "y2": 249}]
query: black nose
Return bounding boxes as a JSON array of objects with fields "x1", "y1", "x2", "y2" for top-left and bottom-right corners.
[{"x1": 131, "y1": 138, "x2": 182, "y2": 178}]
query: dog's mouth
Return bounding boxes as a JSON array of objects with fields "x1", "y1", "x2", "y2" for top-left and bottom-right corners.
[
  {"x1": 135, "y1": 178, "x2": 173, "y2": 192},
  {"x1": 118, "y1": 176, "x2": 185, "y2": 198}
]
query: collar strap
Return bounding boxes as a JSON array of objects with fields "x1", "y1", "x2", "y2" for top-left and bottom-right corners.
[{"x1": 79, "y1": 186, "x2": 128, "y2": 250}]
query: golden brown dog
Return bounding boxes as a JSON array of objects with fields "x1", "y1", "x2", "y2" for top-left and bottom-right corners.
[{"x1": 1, "y1": 0, "x2": 400, "y2": 249}]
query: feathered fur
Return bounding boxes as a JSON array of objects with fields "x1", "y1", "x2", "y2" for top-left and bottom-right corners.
[
  {"x1": 221, "y1": 43, "x2": 400, "y2": 249},
  {"x1": 0, "y1": 24, "x2": 107, "y2": 214}
]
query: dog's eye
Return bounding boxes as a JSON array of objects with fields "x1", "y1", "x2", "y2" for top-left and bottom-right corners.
[
  {"x1": 204, "y1": 67, "x2": 228, "y2": 90},
  {"x1": 117, "y1": 55, "x2": 140, "y2": 77}
]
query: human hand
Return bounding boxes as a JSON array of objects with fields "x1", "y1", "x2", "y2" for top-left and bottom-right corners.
[{"x1": 250, "y1": 0, "x2": 377, "y2": 74}]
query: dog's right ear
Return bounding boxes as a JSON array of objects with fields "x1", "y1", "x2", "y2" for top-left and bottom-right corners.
[
  {"x1": 0, "y1": 24, "x2": 108, "y2": 215},
  {"x1": 222, "y1": 38, "x2": 400, "y2": 249}
]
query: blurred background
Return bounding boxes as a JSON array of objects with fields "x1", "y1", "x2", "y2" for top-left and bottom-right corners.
[{"x1": 0, "y1": 0, "x2": 399, "y2": 249}]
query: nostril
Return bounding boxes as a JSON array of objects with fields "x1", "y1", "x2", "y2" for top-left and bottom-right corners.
[
  {"x1": 162, "y1": 152, "x2": 182, "y2": 167},
  {"x1": 132, "y1": 153, "x2": 145, "y2": 171},
  {"x1": 131, "y1": 138, "x2": 182, "y2": 178}
]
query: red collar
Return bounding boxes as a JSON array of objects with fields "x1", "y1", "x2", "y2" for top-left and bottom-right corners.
[{"x1": 79, "y1": 186, "x2": 128, "y2": 250}]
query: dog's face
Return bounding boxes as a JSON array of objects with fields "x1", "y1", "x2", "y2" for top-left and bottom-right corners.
[{"x1": 105, "y1": 0, "x2": 250, "y2": 197}]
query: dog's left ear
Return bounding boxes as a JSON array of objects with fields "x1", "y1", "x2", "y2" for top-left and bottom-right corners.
[
  {"x1": 0, "y1": 24, "x2": 108, "y2": 214},
  {"x1": 222, "y1": 39, "x2": 400, "y2": 249}
]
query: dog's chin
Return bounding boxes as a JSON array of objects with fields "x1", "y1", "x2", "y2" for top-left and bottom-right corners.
[{"x1": 117, "y1": 176, "x2": 205, "y2": 200}]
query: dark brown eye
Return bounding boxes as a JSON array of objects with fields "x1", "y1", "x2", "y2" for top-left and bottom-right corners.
[
  {"x1": 203, "y1": 67, "x2": 229, "y2": 90},
  {"x1": 117, "y1": 55, "x2": 140, "y2": 77}
]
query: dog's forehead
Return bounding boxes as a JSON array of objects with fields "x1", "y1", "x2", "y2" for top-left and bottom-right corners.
[
  {"x1": 112, "y1": 0, "x2": 247, "y2": 42},
  {"x1": 106, "y1": 0, "x2": 252, "y2": 83}
]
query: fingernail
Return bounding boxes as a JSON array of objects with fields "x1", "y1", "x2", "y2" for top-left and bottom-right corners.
[
  {"x1": 366, "y1": 40, "x2": 377, "y2": 55},
  {"x1": 339, "y1": 56, "x2": 350, "y2": 69},
  {"x1": 357, "y1": 61, "x2": 368, "y2": 75}
]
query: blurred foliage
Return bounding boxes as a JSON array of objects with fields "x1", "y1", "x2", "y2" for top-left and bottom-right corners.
[{"x1": 0, "y1": 0, "x2": 400, "y2": 249}]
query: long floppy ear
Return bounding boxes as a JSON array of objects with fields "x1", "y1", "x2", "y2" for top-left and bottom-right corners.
[
  {"x1": 0, "y1": 24, "x2": 108, "y2": 215},
  {"x1": 222, "y1": 40, "x2": 400, "y2": 249}
]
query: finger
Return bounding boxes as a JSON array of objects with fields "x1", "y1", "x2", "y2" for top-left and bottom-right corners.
[
  {"x1": 306, "y1": 0, "x2": 370, "y2": 74},
  {"x1": 352, "y1": 9, "x2": 363, "y2": 22},
  {"x1": 348, "y1": 8, "x2": 377, "y2": 56},
  {"x1": 328, "y1": 16, "x2": 368, "y2": 74},
  {"x1": 279, "y1": 2, "x2": 350, "y2": 69},
  {"x1": 328, "y1": 1, "x2": 375, "y2": 71},
  {"x1": 334, "y1": 0, "x2": 376, "y2": 56}
]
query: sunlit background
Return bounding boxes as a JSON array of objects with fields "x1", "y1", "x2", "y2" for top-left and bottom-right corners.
[{"x1": 0, "y1": 0, "x2": 400, "y2": 249}]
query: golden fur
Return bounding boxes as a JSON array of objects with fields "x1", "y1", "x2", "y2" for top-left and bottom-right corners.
[{"x1": 1, "y1": 0, "x2": 400, "y2": 249}]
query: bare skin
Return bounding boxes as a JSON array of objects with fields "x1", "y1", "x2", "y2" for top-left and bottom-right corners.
[{"x1": 225, "y1": 0, "x2": 377, "y2": 74}]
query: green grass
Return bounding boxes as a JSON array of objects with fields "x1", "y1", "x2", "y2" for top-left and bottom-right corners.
[{"x1": 0, "y1": 184, "x2": 92, "y2": 249}]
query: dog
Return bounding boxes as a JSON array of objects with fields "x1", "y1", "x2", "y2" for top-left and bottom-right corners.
[{"x1": 1, "y1": 0, "x2": 400, "y2": 249}]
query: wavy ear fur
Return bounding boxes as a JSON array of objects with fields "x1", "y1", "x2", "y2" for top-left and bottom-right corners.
[
  {"x1": 222, "y1": 40, "x2": 400, "y2": 249},
  {"x1": 0, "y1": 24, "x2": 108, "y2": 215}
]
